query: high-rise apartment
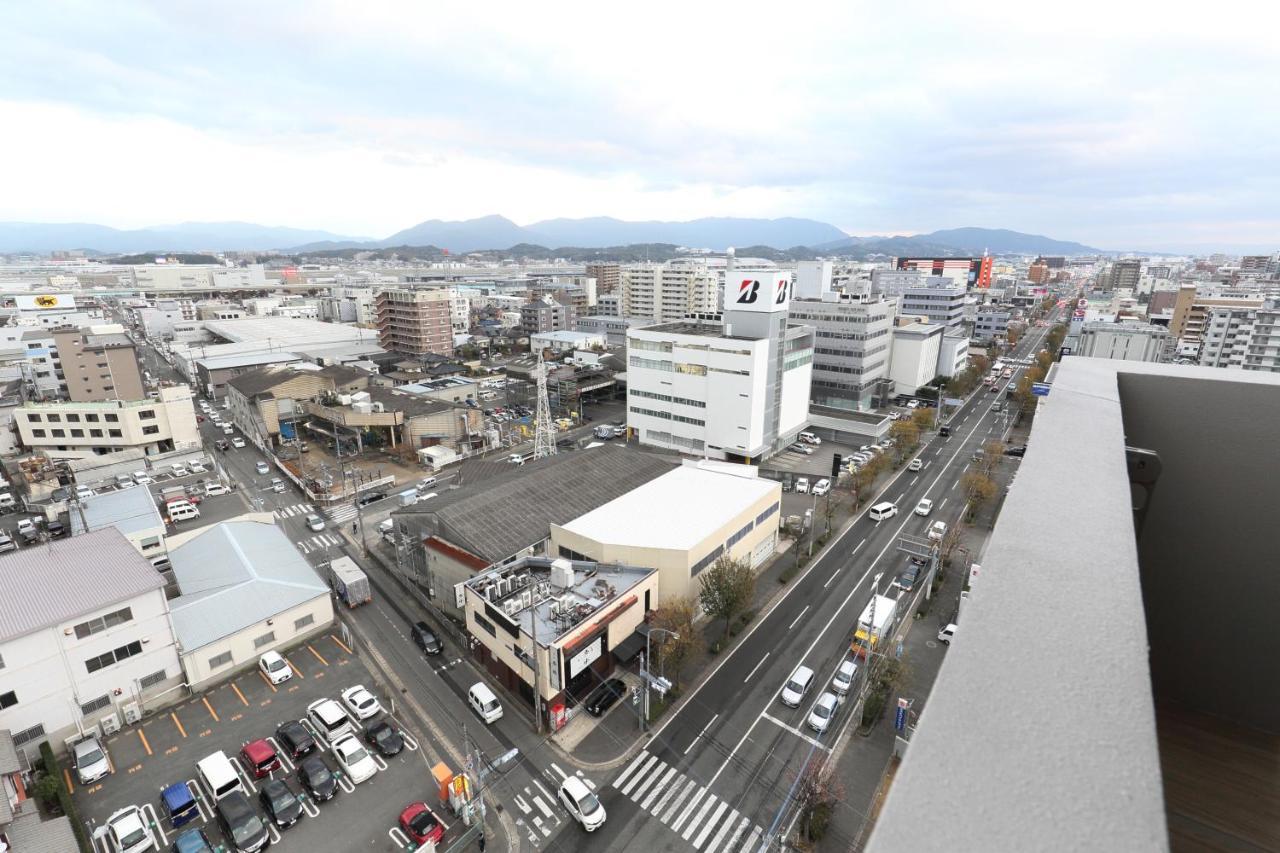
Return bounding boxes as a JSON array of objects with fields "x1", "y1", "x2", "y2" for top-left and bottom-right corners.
[
  {"x1": 520, "y1": 297, "x2": 577, "y2": 336},
  {"x1": 52, "y1": 326, "x2": 145, "y2": 402},
  {"x1": 375, "y1": 288, "x2": 454, "y2": 357},
  {"x1": 620, "y1": 261, "x2": 719, "y2": 322},
  {"x1": 1102, "y1": 259, "x2": 1142, "y2": 291},
  {"x1": 788, "y1": 293, "x2": 895, "y2": 411},
  {"x1": 584, "y1": 263, "x2": 620, "y2": 295}
]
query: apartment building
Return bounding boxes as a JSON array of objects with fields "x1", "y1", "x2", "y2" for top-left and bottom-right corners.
[
  {"x1": 620, "y1": 261, "x2": 719, "y2": 322},
  {"x1": 585, "y1": 262, "x2": 620, "y2": 294},
  {"x1": 14, "y1": 385, "x2": 199, "y2": 461},
  {"x1": 1197, "y1": 301, "x2": 1280, "y2": 371},
  {"x1": 626, "y1": 272, "x2": 813, "y2": 461},
  {"x1": 1074, "y1": 322, "x2": 1170, "y2": 362},
  {"x1": 376, "y1": 288, "x2": 454, "y2": 357},
  {"x1": 16, "y1": 329, "x2": 64, "y2": 397},
  {"x1": 887, "y1": 323, "x2": 945, "y2": 394},
  {"x1": 52, "y1": 327, "x2": 145, "y2": 401},
  {"x1": 520, "y1": 297, "x2": 576, "y2": 335},
  {"x1": 1169, "y1": 287, "x2": 1266, "y2": 358},
  {"x1": 789, "y1": 293, "x2": 896, "y2": 411},
  {"x1": 1100, "y1": 259, "x2": 1142, "y2": 291},
  {"x1": 874, "y1": 273, "x2": 968, "y2": 329}
]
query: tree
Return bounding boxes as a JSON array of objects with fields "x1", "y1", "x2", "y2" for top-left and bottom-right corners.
[
  {"x1": 888, "y1": 419, "x2": 920, "y2": 457},
  {"x1": 795, "y1": 757, "x2": 844, "y2": 843},
  {"x1": 1035, "y1": 350, "x2": 1053, "y2": 373},
  {"x1": 650, "y1": 595, "x2": 698, "y2": 688},
  {"x1": 938, "y1": 524, "x2": 965, "y2": 567},
  {"x1": 961, "y1": 472, "x2": 998, "y2": 519},
  {"x1": 980, "y1": 440, "x2": 1004, "y2": 476},
  {"x1": 698, "y1": 556, "x2": 756, "y2": 644},
  {"x1": 1006, "y1": 325, "x2": 1022, "y2": 346},
  {"x1": 971, "y1": 354, "x2": 991, "y2": 377},
  {"x1": 911, "y1": 407, "x2": 935, "y2": 432}
]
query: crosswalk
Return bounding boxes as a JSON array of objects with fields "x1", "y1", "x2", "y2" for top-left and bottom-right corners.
[
  {"x1": 326, "y1": 503, "x2": 357, "y2": 523},
  {"x1": 611, "y1": 750, "x2": 765, "y2": 853},
  {"x1": 295, "y1": 533, "x2": 345, "y2": 554},
  {"x1": 274, "y1": 502, "x2": 314, "y2": 519}
]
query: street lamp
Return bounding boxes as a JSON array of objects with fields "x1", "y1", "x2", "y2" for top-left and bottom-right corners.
[{"x1": 641, "y1": 628, "x2": 680, "y2": 732}]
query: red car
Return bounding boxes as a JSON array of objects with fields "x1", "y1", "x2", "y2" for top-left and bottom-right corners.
[
  {"x1": 399, "y1": 802, "x2": 446, "y2": 845},
  {"x1": 239, "y1": 739, "x2": 280, "y2": 779}
]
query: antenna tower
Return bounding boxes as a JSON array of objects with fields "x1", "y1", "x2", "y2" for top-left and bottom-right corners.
[{"x1": 533, "y1": 350, "x2": 557, "y2": 459}]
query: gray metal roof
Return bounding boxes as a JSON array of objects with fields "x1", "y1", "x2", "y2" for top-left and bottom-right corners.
[
  {"x1": 0, "y1": 529, "x2": 164, "y2": 643},
  {"x1": 168, "y1": 521, "x2": 329, "y2": 651},
  {"x1": 394, "y1": 446, "x2": 677, "y2": 563},
  {"x1": 0, "y1": 729, "x2": 20, "y2": 774},
  {"x1": 70, "y1": 484, "x2": 164, "y2": 537},
  {"x1": 3, "y1": 810, "x2": 81, "y2": 851}
]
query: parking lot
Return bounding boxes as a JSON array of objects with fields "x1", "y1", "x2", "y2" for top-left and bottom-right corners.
[{"x1": 74, "y1": 634, "x2": 458, "y2": 852}]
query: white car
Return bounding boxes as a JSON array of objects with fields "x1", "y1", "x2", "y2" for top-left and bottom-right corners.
[
  {"x1": 259, "y1": 650, "x2": 292, "y2": 685},
  {"x1": 205, "y1": 482, "x2": 230, "y2": 497},
  {"x1": 106, "y1": 805, "x2": 154, "y2": 853},
  {"x1": 341, "y1": 685, "x2": 382, "y2": 720},
  {"x1": 831, "y1": 660, "x2": 858, "y2": 696},
  {"x1": 807, "y1": 691, "x2": 839, "y2": 734},
  {"x1": 794, "y1": 477, "x2": 810, "y2": 494},
  {"x1": 72, "y1": 734, "x2": 111, "y2": 784},
  {"x1": 914, "y1": 499, "x2": 933, "y2": 517},
  {"x1": 222, "y1": 425, "x2": 234, "y2": 436},
  {"x1": 255, "y1": 461, "x2": 270, "y2": 475},
  {"x1": 928, "y1": 520, "x2": 947, "y2": 541},
  {"x1": 171, "y1": 465, "x2": 188, "y2": 478},
  {"x1": 132, "y1": 472, "x2": 153, "y2": 485},
  {"x1": 908, "y1": 458, "x2": 923, "y2": 472},
  {"x1": 16, "y1": 518, "x2": 37, "y2": 537},
  {"x1": 938, "y1": 623, "x2": 957, "y2": 645},
  {"x1": 189, "y1": 461, "x2": 206, "y2": 473},
  {"x1": 306, "y1": 514, "x2": 326, "y2": 533},
  {"x1": 231, "y1": 437, "x2": 246, "y2": 449},
  {"x1": 558, "y1": 776, "x2": 606, "y2": 831},
  {"x1": 811, "y1": 478, "x2": 831, "y2": 497},
  {"x1": 331, "y1": 734, "x2": 378, "y2": 784},
  {"x1": 75, "y1": 486, "x2": 96, "y2": 501}
]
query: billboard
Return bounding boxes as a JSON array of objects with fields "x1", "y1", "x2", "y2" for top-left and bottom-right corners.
[
  {"x1": 895, "y1": 257, "x2": 993, "y2": 288},
  {"x1": 16, "y1": 293, "x2": 74, "y2": 311},
  {"x1": 725, "y1": 271, "x2": 791, "y2": 314}
]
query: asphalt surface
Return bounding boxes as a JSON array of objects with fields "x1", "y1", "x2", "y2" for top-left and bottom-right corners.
[{"x1": 565, "y1": 318, "x2": 1059, "y2": 853}]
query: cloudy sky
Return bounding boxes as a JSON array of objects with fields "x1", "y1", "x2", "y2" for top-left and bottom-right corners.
[{"x1": 3, "y1": 1, "x2": 1277, "y2": 251}]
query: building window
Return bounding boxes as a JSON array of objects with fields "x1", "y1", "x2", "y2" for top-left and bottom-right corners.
[
  {"x1": 294, "y1": 614, "x2": 315, "y2": 631},
  {"x1": 25, "y1": 413, "x2": 41, "y2": 423},
  {"x1": 142, "y1": 425, "x2": 159, "y2": 435},
  {"x1": 0, "y1": 652, "x2": 4, "y2": 669},
  {"x1": 90, "y1": 429, "x2": 103, "y2": 438},
  {"x1": 12, "y1": 724, "x2": 45, "y2": 748},
  {"x1": 726, "y1": 520, "x2": 755, "y2": 549},
  {"x1": 85, "y1": 413, "x2": 99, "y2": 422},
  {"x1": 253, "y1": 631, "x2": 276, "y2": 649},
  {"x1": 473, "y1": 613, "x2": 497, "y2": 638},
  {"x1": 84, "y1": 640, "x2": 143, "y2": 674},
  {"x1": 208, "y1": 651, "x2": 233, "y2": 669},
  {"x1": 138, "y1": 410, "x2": 156, "y2": 420},
  {"x1": 74, "y1": 607, "x2": 133, "y2": 639},
  {"x1": 756, "y1": 502, "x2": 780, "y2": 525},
  {"x1": 138, "y1": 669, "x2": 167, "y2": 689},
  {"x1": 691, "y1": 545, "x2": 725, "y2": 576},
  {"x1": 66, "y1": 413, "x2": 81, "y2": 422},
  {"x1": 80, "y1": 694, "x2": 111, "y2": 716},
  {"x1": 105, "y1": 413, "x2": 119, "y2": 422},
  {"x1": 108, "y1": 429, "x2": 122, "y2": 438},
  {"x1": 70, "y1": 428, "x2": 84, "y2": 438},
  {"x1": 50, "y1": 428, "x2": 65, "y2": 438},
  {"x1": 46, "y1": 413, "x2": 61, "y2": 422},
  {"x1": 0, "y1": 691, "x2": 16, "y2": 710},
  {"x1": 30, "y1": 428, "x2": 45, "y2": 438}
]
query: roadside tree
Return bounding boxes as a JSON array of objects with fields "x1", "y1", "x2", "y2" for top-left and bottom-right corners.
[
  {"x1": 698, "y1": 556, "x2": 756, "y2": 644},
  {"x1": 888, "y1": 420, "x2": 920, "y2": 458},
  {"x1": 961, "y1": 472, "x2": 998, "y2": 520},
  {"x1": 650, "y1": 595, "x2": 698, "y2": 688}
]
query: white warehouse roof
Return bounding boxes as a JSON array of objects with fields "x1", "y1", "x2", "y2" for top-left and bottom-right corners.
[{"x1": 561, "y1": 460, "x2": 779, "y2": 551}]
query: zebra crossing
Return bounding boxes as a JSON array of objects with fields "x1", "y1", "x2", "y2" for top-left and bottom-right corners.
[
  {"x1": 611, "y1": 750, "x2": 765, "y2": 853},
  {"x1": 295, "y1": 533, "x2": 345, "y2": 554},
  {"x1": 274, "y1": 502, "x2": 314, "y2": 519}
]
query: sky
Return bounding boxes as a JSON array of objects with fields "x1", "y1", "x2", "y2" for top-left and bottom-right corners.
[{"x1": 2, "y1": 0, "x2": 1277, "y2": 252}]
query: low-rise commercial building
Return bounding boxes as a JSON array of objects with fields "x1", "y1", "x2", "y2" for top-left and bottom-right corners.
[
  {"x1": 226, "y1": 364, "x2": 367, "y2": 449},
  {"x1": 531, "y1": 330, "x2": 606, "y2": 354},
  {"x1": 14, "y1": 385, "x2": 200, "y2": 461},
  {"x1": 69, "y1": 485, "x2": 167, "y2": 559},
  {"x1": 1074, "y1": 322, "x2": 1170, "y2": 362},
  {"x1": 0, "y1": 529, "x2": 182, "y2": 750},
  {"x1": 551, "y1": 460, "x2": 780, "y2": 602},
  {"x1": 973, "y1": 307, "x2": 1012, "y2": 343}
]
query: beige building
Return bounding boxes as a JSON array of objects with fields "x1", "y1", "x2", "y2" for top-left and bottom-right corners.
[
  {"x1": 52, "y1": 326, "x2": 146, "y2": 401},
  {"x1": 585, "y1": 262, "x2": 620, "y2": 295},
  {"x1": 463, "y1": 556, "x2": 658, "y2": 720},
  {"x1": 551, "y1": 460, "x2": 781, "y2": 602},
  {"x1": 376, "y1": 288, "x2": 454, "y2": 357},
  {"x1": 14, "y1": 385, "x2": 200, "y2": 461},
  {"x1": 225, "y1": 365, "x2": 367, "y2": 448},
  {"x1": 1169, "y1": 285, "x2": 1265, "y2": 348},
  {"x1": 621, "y1": 261, "x2": 719, "y2": 322}
]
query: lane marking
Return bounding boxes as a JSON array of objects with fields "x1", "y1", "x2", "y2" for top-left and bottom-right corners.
[
  {"x1": 288, "y1": 659, "x2": 304, "y2": 679},
  {"x1": 648, "y1": 772, "x2": 687, "y2": 816},
  {"x1": 682, "y1": 794, "x2": 718, "y2": 841},
  {"x1": 823, "y1": 569, "x2": 839, "y2": 589},
  {"x1": 619, "y1": 754, "x2": 659, "y2": 797},
  {"x1": 307, "y1": 645, "x2": 328, "y2": 666},
  {"x1": 684, "y1": 713, "x2": 720, "y2": 756},
  {"x1": 704, "y1": 809, "x2": 742, "y2": 853},
  {"x1": 138, "y1": 729, "x2": 152, "y2": 756},
  {"x1": 787, "y1": 606, "x2": 810, "y2": 631},
  {"x1": 611, "y1": 750, "x2": 650, "y2": 790},
  {"x1": 202, "y1": 697, "x2": 219, "y2": 722},
  {"x1": 743, "y1": 653, "x2": 771, "y2": 684},
  {"x1": 231, "y1": 683, "x2": 249, "y2": 706},
  {"x1": 171, "y1": 712, "x2": 187, "y2": 739},
  {"x1": 258, "y1": 670, "x2": 277, "y2": 692},
  {"x1": 761, "y1": 711, "x2": 834, "y2": 753},
  {"x1": 661, "y1": 778, "x2": 699, "y2": 822},
  {"x1": 633, "y1": 764, "x2": 673, "y2": 806},
  {"x1": 938, "y1": 497, "x2": 948, "y2": 510}
]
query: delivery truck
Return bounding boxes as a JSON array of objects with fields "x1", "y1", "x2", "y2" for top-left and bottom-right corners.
[
  {"x1": 330, "y1": 556, "x2": 371, "y2": 607},
  {"x1": 851, "y1": 593, "x2": 898, "y2": 658}
]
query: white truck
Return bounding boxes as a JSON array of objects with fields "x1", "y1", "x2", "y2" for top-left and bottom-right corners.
[{"x1": 851, "y1": 594, "x2": 898, "y2": 659}]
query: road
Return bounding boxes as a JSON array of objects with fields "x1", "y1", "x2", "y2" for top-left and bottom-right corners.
[{"x1": 569, "y1": 316, "x2": 1059, "y2": 853}]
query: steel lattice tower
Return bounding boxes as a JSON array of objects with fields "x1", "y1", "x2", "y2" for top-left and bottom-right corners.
[{"x1": 533, "y1": 350, "x2": 557, "y2": 459}]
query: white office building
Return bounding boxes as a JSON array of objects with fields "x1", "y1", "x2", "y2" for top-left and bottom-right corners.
[
  {"x1": 626, "y1": 272, "x2": 813, "y2": 462},
  {"x1": 888, "y1": 323, "x2": 945, "y2": 395},
  {"x1": 875, "y1": 273, "x2": 968, "y2": 330},
  {"x1": 0, "y1": 529, "x2": 182, "y2": 752},
  {"x1": 14, "y1": 385, "x2": 201, "y2": 461},
  {"x1": 789, "y1": 293, "x2": 896, "y2": 411}
]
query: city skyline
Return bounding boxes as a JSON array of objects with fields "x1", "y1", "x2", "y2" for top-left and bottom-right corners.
[{"x1": 3, "y1": 0, "x2": 1277, "y2": 253}]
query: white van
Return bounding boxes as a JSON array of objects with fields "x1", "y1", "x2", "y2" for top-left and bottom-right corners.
[
  {"x1": 168, "y1": 503, "x2": 201, "y2": 523},
  {"x1": 780, "y1": 665, "x2": 815, "y2": 708},
  {"x1": 416, "y1": 477, "x2": 438, "y2": 494},
  {"x1": 196, "y1": 751, "x2": 245, "y2": 802},
  {"x1": 468, "y1": 682, "x2": 503, "y2": 724},
  {"x1": 306, "y1": 698, "x2": 354, "y2": 743},
  {"x1": 798, "y1": 431, "x2": 821, "y2": 445},
  {"x1": 868, "y1": 501, "x2": 898, "y2": 522},
  {"x1": 204, "y1": 482, "x2": 230, "y2": 497}
]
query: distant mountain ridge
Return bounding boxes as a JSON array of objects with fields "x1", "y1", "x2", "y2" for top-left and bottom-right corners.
[{"x1": 0, "y1": 217, "x2": 1104, "y2": 256}]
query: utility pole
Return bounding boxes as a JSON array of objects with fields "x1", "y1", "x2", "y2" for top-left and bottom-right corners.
[{"x1": 530, "y1": 610, "x2": 541, "y2": 734}]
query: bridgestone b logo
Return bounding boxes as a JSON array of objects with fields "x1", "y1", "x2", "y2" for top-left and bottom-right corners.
[{"x1": 736, "y1": 279, "x2": 761, "y2": 304}]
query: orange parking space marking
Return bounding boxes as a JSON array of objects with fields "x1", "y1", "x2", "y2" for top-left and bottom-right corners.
[
  {"x1": 288, "y1": 660, "x2": 304, "y2": 679},
  {"x1": 202, "y1": 696, "x2": 220, "y2": 722},
  {"x1": 171, "y1": 712, "x2": 188, "y2": 739},
  {"x1": 137, "y1": 729, "x2": 153, "y2": 756},
  {"x1": 231, "y1": 683, "x2": 249, "y2": 706},
  {"x1": 307, "y1": 645, "x2": 328, "y2": 666},
  {"x1": 258, "y1": 670, "x2": 277, "y2": 692},
  {"x1": 63, "y1": 769, "x2": 74, "y2": 793},
  {"x1": 330, "y1": 634, "x2": 353, "y2": 655},
  {"x1": 164, "y1": 746, "x2": 179, "y2": 756}
]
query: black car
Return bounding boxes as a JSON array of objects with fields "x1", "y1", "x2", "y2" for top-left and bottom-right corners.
[
  {"x1": 297, "y1": 755, "x2": 338, "y2": 802},
  {"x1": 1004, "y1": 445, "x2": 1027, "y2": 457},
  {"x1": 214, "y1": 439, "x2": 229, "y2": 451},
  {"x1": 356, "y1": 491, "x2": 386, "y2": 507},
  {"x1": 46, "y1": 520, "x2": 66, "y2": 538},
  {"x1": 275, "y1": 720, "x2": 315, "y2": 759},
  {"x1": 215, "y1": 791, "x2": 269, "y2": 853},
  {"x1": 411, "y1": 621, "x2": 442, "y2": 655},
  {"x1": 583, "y1": 678, "x2": 627, "y2": 717},
  {"x1": 365, "y1": 720, "x2": 404, "y2": 757},
  {"x1": 896, "y1": 557, "x2": 925, "y2": 591},
  {"x1": 939, "y1": 425, "x2": 951, "y2": 437},
  {"x1": 258, "y1": 779, "x2": 302, "y2": 829}
]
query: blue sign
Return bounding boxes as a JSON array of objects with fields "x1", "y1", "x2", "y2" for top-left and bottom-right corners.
[
  {"x1": 894, "y1": 705, "x2": 907, "y2": 731},
  {"x1": 1031, "y1": 383, "x2": 1051, "y2": 397}
]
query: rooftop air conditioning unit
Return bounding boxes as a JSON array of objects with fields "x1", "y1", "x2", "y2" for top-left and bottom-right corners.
[{"x1": 521, "y1": 590, "x2": 533, "y2": 608}]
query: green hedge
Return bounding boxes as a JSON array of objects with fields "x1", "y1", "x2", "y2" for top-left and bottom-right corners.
[{"x1": 38, "y1": 742, "x2": 92, "y2": 853}]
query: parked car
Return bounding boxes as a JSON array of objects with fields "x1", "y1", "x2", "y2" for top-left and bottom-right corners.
[
  {"x1": 270, "y1": 478, "x2": 286, "y2": 493},
  {"x1": 47, "y1": 520, "x2": 66, "y2": 538},
  {"x1": 399, "y1": 802, "x2": 446, "y2": 847},
  {"x1": 297, "y1": 754, "x2": 338, "y2": 802},
  {"x1": 205, "y1": 482, "x2": 230, "y2": 497},
  {"x1": 583, "y1": 678, "x2": 626, "y2": 717},
  {"x1": 258, "y1": 650, "x2": 292, "y2": 685},
  {"x1": 0, "y1": 533, "x2": 16, "y2": 554},
  {"x1": 411, "y1": 621, "x2": 442, "y2": 655},
  {"x1": 274, "y1": 720, "x2": 315, "y2": 760},
  {"x1": 231, "y1": 437, "x2": 246, "y2": 449},
  {"x1": 239, "y1": 739, "x2": 280, "y2": 779},
  {"x1": 16, "y1": 518, "x2": 38, "y2": 543},
  {"x1": 72, "y1": 734, "x2": 111, "y2": 784},
  {"x1": 171, "y1": 827, "x2": 215, "y2": 853},
  {"x1": 254, "y1": 461, "x2": 269, "y2": 475},
  {"x1": 557, "y1": 776, "x2": 606, "y2": 831},
  {"x1": 364, "y1": 720, "x2": 404, "y2": 757},
  {"x1": 258, "y1": 778, "x2": 302, "y2": 829},
  {"x1": 896, "y1": 557, "x2": 925, "y2": 591},
  {"x1": 938, "y1": 623, "x2": 957, "y2": 645},
  {"x1": 1004, "y1": 445, "x2": 1027, "y2": 457},
  {"x1": 221, "y1": 425, "x2": 234, "y2": 436},
  {"x1": 341, "y1": 685, "x2": 381, "y2": 720},
  {"x1": 215, "y1": 791, "x2": 269, "y2": 852},
  {"x1": 106, "y1": 805, "x2": 154, "y2": 853},
  {"x1": 811, "y1": 478, "x2": 831, "y2": 497},
  {"x1": 794, "y1": 477, "x2": 810, "y2": 494},
  {"x1": 331, "y1": 735, "x2": 378, "y2": 784},
  {"x1": 807, "y1": 691, "x2": 839, "y2": 734},
  {"x1": 171, "y1": 465, "x2": 188, "y2": 478},
  {"x1": 75, "y1": 486, "x2": 96, "y2": 501},
  {"x1": 214, "y1": 439, "x2": 229, "y2": 451}
]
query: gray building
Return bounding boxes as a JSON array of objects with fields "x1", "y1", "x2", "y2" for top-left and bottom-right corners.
[
  {"x1": 575, "y1": 314, "x2": 643, "y2": 348},
  {"x1": 1074, "y1": 322, "x2": 1170, "y2": 362},
  {"x1": 1102, "y1": 259, "x2": 1142, "y2": 291},
  {"x1": 520, "y1": 298, "x2": 576, "y2": 336},
  {"x1": 789, "y1": 294, "x2": 896, "y2": 411},
  {"x1": 870, "y1": 358, "x2": 1280, "y2": 852},
  {"x1": 874, "y1": 273, "x2": 967, "y2": 330}
]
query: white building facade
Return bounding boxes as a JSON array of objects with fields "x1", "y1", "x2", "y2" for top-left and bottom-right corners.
[
  {"x1": 888, "y1": 323, "x2": 945, "y2": 394},
  {"x1": 14, "y1": 385, "x2": 200, "y2": 461}
]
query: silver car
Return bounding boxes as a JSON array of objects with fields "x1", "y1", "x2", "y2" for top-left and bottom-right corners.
[{"x1": 73, "y1": 734, "x2": 111, "y2": 784}]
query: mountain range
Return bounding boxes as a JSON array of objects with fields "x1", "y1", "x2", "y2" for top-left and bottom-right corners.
[{"x1": 0, "y1": 215, "x2": 1103, "y2": 256}]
